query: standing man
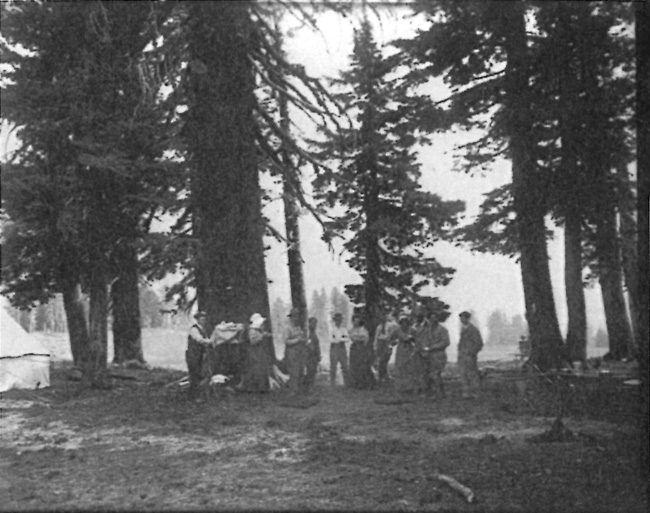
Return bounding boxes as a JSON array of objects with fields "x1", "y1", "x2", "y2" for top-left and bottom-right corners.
[
  {"x1": 329, "y1": 312, "x2": 350, "y2": 387},
  {"x1": 519, "y1": 335, "x2": 530, "y2": 360},
  {"x1": 304, "y1": 316, "x2": 321, "y2": 392},
  {"x1": 284, "y1": 307, "x2": 307, "y2": 397},
  {"x1": 458, "y1": 311, "x2": 484, "y2": 399},
  {"x1": 186, "y1": 311, "x2": 212, "y2": 401},
  {"x1": 374, "y1": 307, "x2": 398, "y2": 384},
  {"x1": 411, "y1": 306, "x2": 450, "y2": 398}
]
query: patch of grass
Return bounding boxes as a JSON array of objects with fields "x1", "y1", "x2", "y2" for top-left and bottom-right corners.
[{"x1": 4, "y1": 359, "x2": 646, "y2": 512}]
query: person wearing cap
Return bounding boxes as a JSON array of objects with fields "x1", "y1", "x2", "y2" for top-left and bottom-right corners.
[
  {"x1": 373, "y1": 307, "x2": 398, "y2": 384},
  {"x1": 329, "y1": 312, "x2": 350, "y2": 387},
  {"x1": 284, "y1": 307, "x2": 308, "y2": 396},
  {"x1": 458, "y1": 311, "x2": 483, "y2": 399},
  {"x1": 242, "y1": 313, "x2": 273, "y2": 392},
  {"x1": 186, "y1": 311, "x2": 211, "y2": 401},
  {"x1": 411, "y1": 305, "x2": 450, "y2": 398},
  {"x1": 348, "y1": 313, "x2": 375, "y2": 390},
  {"x1": 303, "y1": 317, "x2": 322, "y2": 392}
]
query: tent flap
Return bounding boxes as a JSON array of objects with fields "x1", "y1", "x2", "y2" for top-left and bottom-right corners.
[{"x1": 1, "y1": 308, "x2": 51, "y2": 392}]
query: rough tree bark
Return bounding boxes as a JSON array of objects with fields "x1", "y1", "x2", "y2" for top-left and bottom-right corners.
[
  {"x1": 61, "y1": 277, "x2": 89, "y2": 367},
  {"x1": 558, "y1": 5, "x2": 587, "y2": 363},
  {"x1": 564, "y1": 212, "x2": 587, "y2": 361},
  {"x1": 595, "y1": 175, "x2": 634, "y2": 360},
  {"x1": 615, "y1": 163, "x2": 639, "y2": 350},
  {"x1": 282, "y1": 179, "x2": 307, "y2": 325},
  {"x1": 111, "y1": 242, "x2": 144, "y2": 364},
  {"x1": 360, "y1": 96, "x2": 382, "y2": 342},
  {"x1": 83, "y1": 267, "x2": 109, "y2": 386},
  {"x1": 363, "y1": 176, "x2": 383, "y2": 342},
  {"x1": 186, "y1": 2, "x2": 270, "y2": 328},
  {"x1": 503, "y1": 2, "x2": 565, "y2": 370},
  {"x1": 278, "y1": 65, "x2": 307, "y2": 328}
]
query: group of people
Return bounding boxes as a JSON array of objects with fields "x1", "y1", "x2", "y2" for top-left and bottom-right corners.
[{"x1": 185, "y1": 305, "x2": 484, "y2": 401}]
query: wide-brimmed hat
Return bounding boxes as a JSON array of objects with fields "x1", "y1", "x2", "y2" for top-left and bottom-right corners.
[
  {"x1": 249, "y1": 313, "x2": 266, "y2": 329},
  {"x1": 194, "y1": 311, "x2": 207, "y2": 320},
  {"x1": 459, "y1": 311, "x2": 471, "y2": 318},
  {"x1": 332, "y1": 312, "x2": 343, "y2": 319}
]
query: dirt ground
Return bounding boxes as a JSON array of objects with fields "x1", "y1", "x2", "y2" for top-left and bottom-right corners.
[{"x1": 1, "y1": 359, "x2": 647, "y2": 512}]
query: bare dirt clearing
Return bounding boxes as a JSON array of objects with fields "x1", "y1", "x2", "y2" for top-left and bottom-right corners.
[{"x1": 1, "y1": 361, "x2": 646, "y2": 512}]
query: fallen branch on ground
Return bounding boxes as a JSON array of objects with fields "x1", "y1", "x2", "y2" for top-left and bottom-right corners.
[{"x1": 433, "y1": 473, "x2": 476, "y2": 503}]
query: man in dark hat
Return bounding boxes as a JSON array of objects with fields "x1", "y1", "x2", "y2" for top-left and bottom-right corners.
[
  {"x1": 457, "y1": 311, "x2": 483, "y2": 399},
  {"x1": 284, "y1": 307, "x2": 307, "y2": 397},
  {"x1": 186, "y1": 311, "x2": 211, "y2": 401}
]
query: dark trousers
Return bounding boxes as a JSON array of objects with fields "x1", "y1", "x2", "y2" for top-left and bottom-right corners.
[
  {"x1": 329, "y1": 343, "x2": 349, "y2": 386},
  {"x1": 285, "y1": 343, "x2": 306, "y2": 396},
  {"x1": 458, "y1": 353, "x2": 480, "y2": 397},
  {"x1": 418, "y1": 350, "x2": 447, "y2": 397},
  {"x1": 303, "y1": 348, "x2": 319, "y2": 391},
  {"x1": 185, "y1": 341, "x2": 205, "y2": 399},
  {"x1": 375, "y1": 339, "x2": 393, "y2": 381}
]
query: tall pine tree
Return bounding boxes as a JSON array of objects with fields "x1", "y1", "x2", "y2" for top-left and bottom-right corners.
[{"x1": 315, "y1": 18, "x2": 463, "y2": 337}]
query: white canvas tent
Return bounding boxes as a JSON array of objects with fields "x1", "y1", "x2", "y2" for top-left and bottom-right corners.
[{"x1": 0, "y1": 308, "x2": 50, "y2": 392}]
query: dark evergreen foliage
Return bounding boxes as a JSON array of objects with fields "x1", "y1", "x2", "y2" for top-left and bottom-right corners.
[
  {"x1": 1, "y1": 2, "x2": 178, "y2": 377},
  {"x1": 314, "y1": 19, "x2": 464, "y2": 333}
]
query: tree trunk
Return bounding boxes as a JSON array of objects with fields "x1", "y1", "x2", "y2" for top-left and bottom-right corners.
[
  {"x1": 282, "y1": 180, "x2": 308, "y2": 324},
  {"x1": 83, "y1": 268, "x2": 109, "y2": 386},
  {"x1": 278, "y1": 56, "x2": 307, "y2": 328},
  {"x1": 557, "y1": 6, "x2": 587, "y2": 363},
  {"x1": 564, "y1": 213, "x2": 587, "y2": 361},
  {"x1": 595, "y1": 192, "x2": 634, "y2": 360},
  {"x1": 361, "y1": 123, "x2": 382, "y2": 340},
  {"x1": 503, "y1": 3, "x2": 565, "y2": 370},
  {"x1": 634, "y1": 0, "x2": 649, "y2": 473},
  {"x1": 61, "y1": 278, "x2": 89, "y2": 367},
  {"x1": 364, "y1": 226, "x2": 382, "y2": 342},
  {"x1": 187, "y1": 2, "x2": 270, "y2": 328},
  {"x1": 111, "y1": 242, "x2": 144, "y2": 364},
  {"x1": 615, "y1": 163, "x2": 639, "y2": 350}
]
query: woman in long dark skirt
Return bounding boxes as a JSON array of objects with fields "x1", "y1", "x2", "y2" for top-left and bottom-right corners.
[
  {"x1": 348, "y1": 314, "x2": 376, "y2": 390},
  {"x1": 242, "y1": 313, "x2": 273, "y2": 392},
  {"x1": 393, "y1": 316, "x2": 422, "y2": 395}
]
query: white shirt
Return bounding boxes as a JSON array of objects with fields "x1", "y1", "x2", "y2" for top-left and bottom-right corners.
[{"x1": 330, "y1": 325, "x2": 351, "y2": 344}]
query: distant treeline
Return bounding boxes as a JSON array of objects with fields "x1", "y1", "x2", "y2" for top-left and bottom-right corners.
[
  {"x1": 482, "y1": 308, "x2": 608, "y2": 348},
  {"x1": 6, "y1": 285, "x2": 191, "y2": 333}
]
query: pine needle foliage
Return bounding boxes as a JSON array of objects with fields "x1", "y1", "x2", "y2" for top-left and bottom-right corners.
[{"x1": 313, "y1": 18, "x2": 464, "y2": 326}]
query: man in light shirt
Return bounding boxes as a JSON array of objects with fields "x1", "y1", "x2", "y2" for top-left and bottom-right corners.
[
  {"x1": 329, "y1": 312, "x2": 350, "y2": 387},
  {"x1": 186, "y1": 311, "x2": 211, "y2": 401}
]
